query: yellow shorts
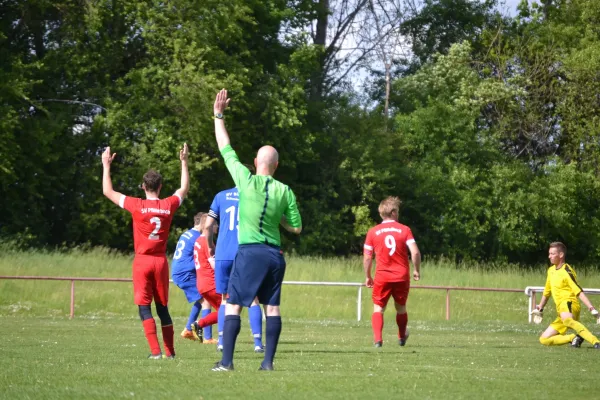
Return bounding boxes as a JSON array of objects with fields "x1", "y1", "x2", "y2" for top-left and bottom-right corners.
[{"x1": 549, "y1": 300, "x2": 581, "y2": 335}]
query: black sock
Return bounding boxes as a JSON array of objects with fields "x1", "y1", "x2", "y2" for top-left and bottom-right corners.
[
  {"x1": 263, "y1": 316, "x2": 282, "y2": 367},
  {"x1": 221, "y1": 315, "x2": 241, "y2": 367}
]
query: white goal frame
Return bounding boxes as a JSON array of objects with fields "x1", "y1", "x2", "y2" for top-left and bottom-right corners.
[{"x1": 524, "y1": 286, "x2": 600, "y2": 323}]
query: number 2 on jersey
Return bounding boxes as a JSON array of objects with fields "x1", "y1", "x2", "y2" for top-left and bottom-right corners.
[
  {"x1": 225, "y1": 205, "x2": 239, "y2": 231},
  {"x1": 149, "y1": 217, "x2": 162, "y2": 240},
  {"x1": 384, "y1": 235, "x2": 396, "y2": 256}
]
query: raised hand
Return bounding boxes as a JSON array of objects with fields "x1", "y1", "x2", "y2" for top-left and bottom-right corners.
[
  {"x1": 180, "y1": 143, "x2": 189, "y2": 162},
  {"x1": 214, "y1": 88, "x2": 231, "y2": 115},
  {"x1": 102, "y1": 147, "x2": 116, "y2": 167}
]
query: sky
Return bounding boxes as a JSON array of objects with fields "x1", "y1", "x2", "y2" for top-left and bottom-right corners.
[
  {"x1": 341, "y1": 0, "x2": 532, "y2": 96},
  {"x1": 498, "y1": 0, "x2": 526, "y2": 16}
]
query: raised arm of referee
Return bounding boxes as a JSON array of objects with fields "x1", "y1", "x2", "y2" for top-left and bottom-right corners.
[{"x1": 211, "y1": 89, "x2": 302, "y2": 372}]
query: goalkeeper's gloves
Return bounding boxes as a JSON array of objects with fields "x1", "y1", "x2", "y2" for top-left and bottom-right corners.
[
  {"x1": 530, "y1": 306, "x2": 543, "y2": 324},
  {"x1": 589, "y1": 307, "x2": 599, "y2": 324}
]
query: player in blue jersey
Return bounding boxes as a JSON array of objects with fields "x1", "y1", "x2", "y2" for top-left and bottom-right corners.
[
  {"x1": 203, "y1": 187, "x2": 264, "y2": 353},
  {"x1": 171, "y1": 212, "x2": 214, "y2": 342}
]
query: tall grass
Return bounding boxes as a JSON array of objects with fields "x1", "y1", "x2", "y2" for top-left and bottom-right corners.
[{"x1": 1, "y1": 246, "x2": 600, "y2": 325}]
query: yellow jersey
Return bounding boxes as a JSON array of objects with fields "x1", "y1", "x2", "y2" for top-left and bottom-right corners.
[{"x1": 543, "y1": 263, "x2": 583, "y2": 310}]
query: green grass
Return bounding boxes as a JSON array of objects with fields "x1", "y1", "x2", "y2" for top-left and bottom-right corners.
[
  {"x1": 2, "y1": 248, "x2": 600, "y2": 323},
  {"x1": 1, "y1": 317, "x2": 599, "y2": 400},
  {"x1": 2, "y1": 248, "x2": 600, "y2": 398}
]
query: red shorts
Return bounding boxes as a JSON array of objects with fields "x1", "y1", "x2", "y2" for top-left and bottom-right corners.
[
  {"x1": 132, "y1": 255, "x2": 169, "y2": 306},
  {"x1": 200, "y1": 288, "x2": 222, "y2": 310},
  {"x1": 372, "y1": 280, "x2": 410, "y2": 308}
]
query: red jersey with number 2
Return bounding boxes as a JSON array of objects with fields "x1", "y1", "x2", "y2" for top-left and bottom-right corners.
[
  {"x1": 120, "y1": 195, "x2": 182, "y2": 256},
  {"x1": 364, "y1": 220, "x2": 415, "y2": 282}
]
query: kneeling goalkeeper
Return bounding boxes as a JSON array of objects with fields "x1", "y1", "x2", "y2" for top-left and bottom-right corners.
[{"x1": 534, "y1": 242, "x2": 600, "y2": 348}]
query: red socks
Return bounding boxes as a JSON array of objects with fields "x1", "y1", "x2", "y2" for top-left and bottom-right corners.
[
  {"x1": 161, "y1": 325, "x2": 175, "y2": 357},
  {"x1": 372, "y1": 312, "x2": 384, "y2": 343},
  {"x1": 396, "y1": 312, "x2": 408, "y2": 339},
  {"x1": 199, "y1": 311, "x2": 218, "y2": 328},
  {"x1": 142, "y1": 318, "x2": 161, "y2": 356}
]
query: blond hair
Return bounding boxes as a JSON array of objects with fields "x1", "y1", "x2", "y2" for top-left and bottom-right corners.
[{"x1": 378, "y1": 196, "x2": 402, "y2": 219}]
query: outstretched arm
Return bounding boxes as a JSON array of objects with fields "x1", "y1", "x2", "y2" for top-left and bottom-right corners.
[
  {"x1": 102, "y1": 147, "x2": 123, "y2": 206},
  {"x1": 536, "y1": 295, "x2": 549, "y2": 311},
  {"x1": 578, "y1": 292, "x2": 597, "y2": 313},
  {"x1": 174, "y1": 143, "x2": 189, "y2": 200},
  {"x1": 214, "y1": 89, "x2": 231, "y2": 150}
]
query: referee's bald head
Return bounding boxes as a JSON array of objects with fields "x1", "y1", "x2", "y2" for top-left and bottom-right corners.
[{"x1": 255, "y1": 145, "x2": 279, "y2": 176}]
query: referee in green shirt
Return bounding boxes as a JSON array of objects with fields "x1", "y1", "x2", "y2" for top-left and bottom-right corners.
[{"x1": 211, "y1": 89, "x2": 302, "y2": 372}]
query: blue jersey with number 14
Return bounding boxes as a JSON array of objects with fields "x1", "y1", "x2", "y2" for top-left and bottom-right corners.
[
  {"x1": 171, "y1": 228, "x2": 202, "y2": 276},
  {"x1": 208, "y1": 188, "x2": 239, "y2": 261}
]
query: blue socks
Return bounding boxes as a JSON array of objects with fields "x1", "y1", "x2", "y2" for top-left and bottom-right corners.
[
  {"x1": 218, "y1": 304, "x2": 225, "y2": 346},
  {"x1": 186, "y1": 301, "x2": 202, "y2": 331},
  {"x1": 248, "y1": 304, "x2": 263, "y2": 348},
  {"x1": 201, "y1": 308, "x2": 212, "y2": 339},
  {"x1": 263, "y1": 316, "x2": 282, "y2": 367},
  {"x1": 221, "y1": 315, "x2": 241, "y2": 367}
]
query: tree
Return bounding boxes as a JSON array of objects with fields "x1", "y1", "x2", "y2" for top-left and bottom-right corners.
[{"x1": 400, "y1": 0, "x2": 499, "y2": 70}]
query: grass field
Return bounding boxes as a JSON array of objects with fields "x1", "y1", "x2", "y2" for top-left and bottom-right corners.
[
  {"x1": 2, "y1": 317, "x2": 600, "y2": 399},
  {"x1": 1, "y1": 248, "x2": 600, "y2": 399}
]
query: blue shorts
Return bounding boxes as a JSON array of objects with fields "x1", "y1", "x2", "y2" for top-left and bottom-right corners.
[
  {"x1": 215, "y1": 260, "x2": 234, "y2": 295},
  {"x1": 227, "y1": 244, "x2": 286, "y2": 307},
  {"x1": 171, "y1": 271, "x2": 202, "y2": 303}
]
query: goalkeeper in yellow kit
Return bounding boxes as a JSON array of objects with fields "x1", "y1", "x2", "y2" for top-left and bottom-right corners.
[{"x1": 534, "y1": 242, "x2": 600, "y2": 348}]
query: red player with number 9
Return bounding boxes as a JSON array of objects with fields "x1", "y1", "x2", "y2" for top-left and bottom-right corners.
[
  {"x1": 363, "y1": 196, "x2": 421, "y2": 348},
  {"x1": 102, "y1": 143, "x2": 189, "y2": 359}
]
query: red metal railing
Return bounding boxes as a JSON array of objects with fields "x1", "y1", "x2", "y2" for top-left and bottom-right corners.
[
  {"x1": 0, "y1": 276, "x2": 131, "y2": 319},
  {"x1": 0, "y1": 275, "x2": 524, "y2": 320},
  {"x1": 412, "y1": 285, "x2": 523, "y2": 320}
]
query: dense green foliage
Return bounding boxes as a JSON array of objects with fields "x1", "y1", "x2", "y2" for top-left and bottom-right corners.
[{"x1": 2, "y1": 0, "x2": 600, "y2": 264}]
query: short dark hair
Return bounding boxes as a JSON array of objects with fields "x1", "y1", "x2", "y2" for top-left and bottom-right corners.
[
  {"x1": 549, "y1": 242, "x2": 567, "y2": 255},
  {"x1": 143, "y1": 169, "x2": 162, "y2": 192},
  {"x1": 193, "y1": 212, "x2": 204, "y2": 227}
]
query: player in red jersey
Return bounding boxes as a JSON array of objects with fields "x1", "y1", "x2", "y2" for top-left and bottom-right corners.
[
  {"x1": 191, "y1": 213, "x2": 221, "y2": 341},
  {"x1": 363, "y1": 196, "x2": 421, "y2": 348},
  {"x1": 102, "y1": 144, "x2": 189, "y2": 359}
]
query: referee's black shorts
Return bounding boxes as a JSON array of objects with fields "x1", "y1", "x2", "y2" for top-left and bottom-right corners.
[{"x1": 227, "y1": 243, "x2": 286, "y2": 307}]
